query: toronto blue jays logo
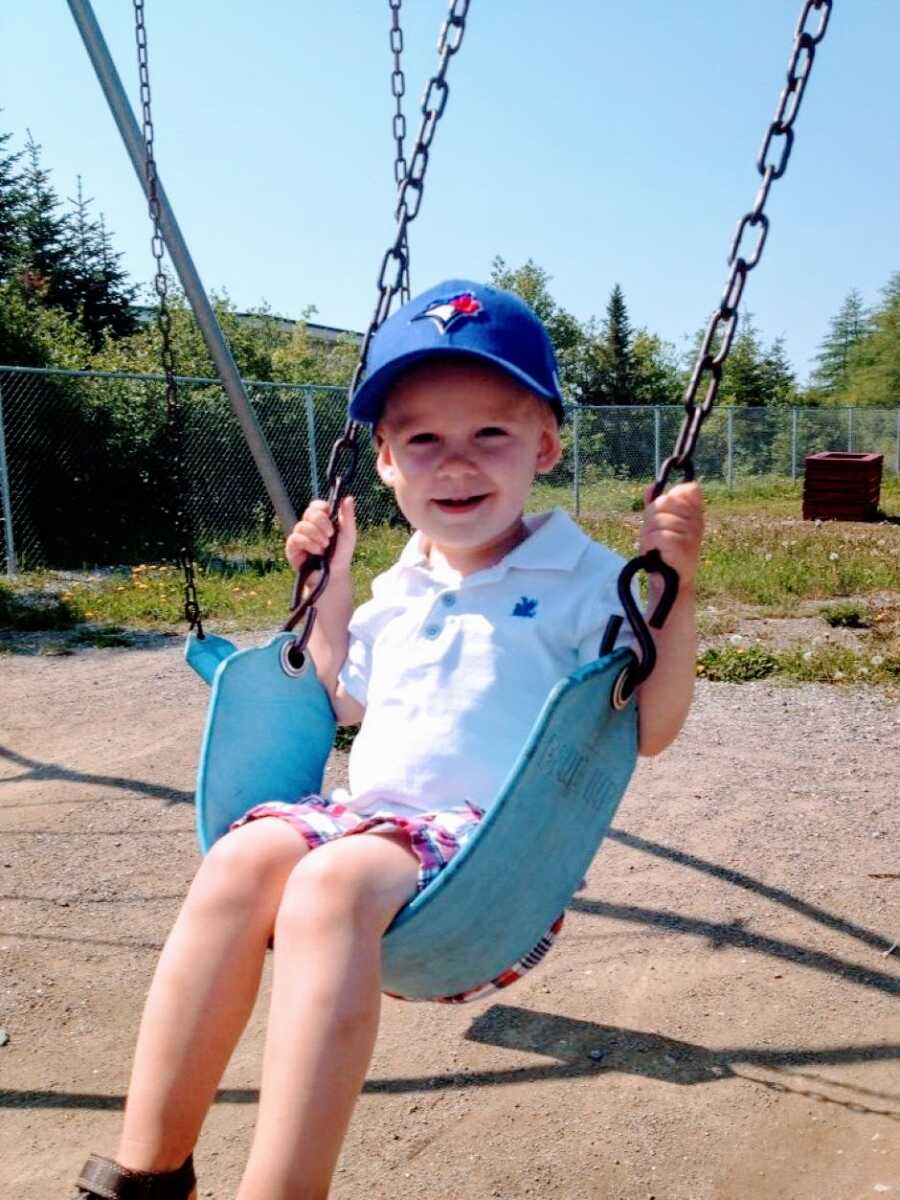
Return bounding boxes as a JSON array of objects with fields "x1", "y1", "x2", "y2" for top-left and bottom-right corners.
[
  {"x1": 512, "y1": 597, "x2": 539, "y2": 618},
  {"x1": 415, "y1": 291, "x2": 483, "y2": 334}
]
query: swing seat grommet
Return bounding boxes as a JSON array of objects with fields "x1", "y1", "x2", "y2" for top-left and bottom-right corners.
[
  {"x1": 280, "y1": 638, "x2": 308, "y2": 677},
  {"x1": 610, "y1": 664, "x2": 634, "y2": 711}
]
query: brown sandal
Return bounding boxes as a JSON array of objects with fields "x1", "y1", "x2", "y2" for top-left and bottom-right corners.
[{"x1": 71, "y1": 1153, "x2": 195, "y2": 1199}]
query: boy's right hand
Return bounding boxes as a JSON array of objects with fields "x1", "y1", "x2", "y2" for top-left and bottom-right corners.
[{"x1": 285, "y1": 496, "x2": 356, "y2": 575}]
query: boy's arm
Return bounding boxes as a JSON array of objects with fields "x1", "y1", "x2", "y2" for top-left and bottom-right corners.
[
  {"x1": 636, "y1": 581, "x2": 697, "y2": 756},
  {"x1": 306, "y1": 566, "x2": 366, "y2": 726},
  {"x1": 285, "y1": 496, "x2": 365, "y2": 726},
  {"x1": 634, "y1": 483, "x2": 704, "y2": 757}
]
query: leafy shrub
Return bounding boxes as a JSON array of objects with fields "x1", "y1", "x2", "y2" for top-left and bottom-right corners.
[
  {"x1": 697, "y1": 645, "x2": 778, "y2": 682},
  {"x1": 820, "y1": 602, "x2": 868, "y2": 629}
]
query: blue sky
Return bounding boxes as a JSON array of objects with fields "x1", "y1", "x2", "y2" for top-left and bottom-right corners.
[{"x1": 1, "y1": 2, "x2": 897, "y2": 383}]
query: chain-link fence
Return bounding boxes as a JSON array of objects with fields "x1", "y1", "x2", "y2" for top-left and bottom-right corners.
[{"x1": 1, "y1": 364, "x2": 898, "y2": 572}]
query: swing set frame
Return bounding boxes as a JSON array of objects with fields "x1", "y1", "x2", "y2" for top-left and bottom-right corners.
[{"x1": 65, "y1": 0, "x2": 834, "y2": 1000}]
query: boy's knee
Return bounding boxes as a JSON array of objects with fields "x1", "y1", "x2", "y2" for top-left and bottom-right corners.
[
  {"x1": 276, "y1": 843, "x2": 394, "y2": 937},
  {"x1": 191, "y1": 821, "x2": 303, "y2": 911}
]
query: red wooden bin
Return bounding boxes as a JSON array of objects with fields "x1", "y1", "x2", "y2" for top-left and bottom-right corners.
[{"x1": 802, "y1": 451, "x2": 883, "y2": 522}]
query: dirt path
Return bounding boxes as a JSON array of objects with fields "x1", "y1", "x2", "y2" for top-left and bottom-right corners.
[{"x1": 1, "y1": 638, "x2": 898, "y2": 1199}]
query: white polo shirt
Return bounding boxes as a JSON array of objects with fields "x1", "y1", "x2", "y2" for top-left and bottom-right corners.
[{"x1": 336, "y1": 509, "x2": 637, "y2": 817}]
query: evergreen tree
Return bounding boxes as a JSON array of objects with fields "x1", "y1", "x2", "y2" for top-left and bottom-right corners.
[
  {"x1": 809, "y1": 289, "x2": 868, "y2": 401},
  {"x1": 759, "y1": 336, "x2": 798, "y2": 407},
  {"x1": 716, "y1": 314, "x2": 766, "y2": 406},
  {"x1": 66, "y1": 178, "x2": 137, "y2": 347},
  {"x1": 600, "y1": 283, "x2": 636, "y2": 405},
  {"x1": 684, "y1": 312, "x2": 796, "y2": 408},
  {"x1": 573, "y1": 286, "x2": 642, "y2": 475},
  {"x1": 16, "y1": 131, "x2": 78, "y2": 310},
  {"x1": 0, "y1": 125, "x2": 25, "y2": 281},
  {"x1": 842, "y1": 273, "x2": 900, "y2": 408}
]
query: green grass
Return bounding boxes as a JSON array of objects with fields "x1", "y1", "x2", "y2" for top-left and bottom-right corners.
[
  {"x1": 698, "y1": 642, "x2": 900, "y2": 686},
  {"x1": 4, "y1": 474, "x2": 898, "y2": 684},
  {"x1": 695, "y1": 519, "x2": 899, "y2": 609},
  {"x1": 535, "y1": 472, "x2": 900, "y2": 519}
]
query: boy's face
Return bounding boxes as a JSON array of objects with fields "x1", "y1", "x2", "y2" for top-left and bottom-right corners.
[{"x1": 375, "y1": 360, "x2": 561, "y2": 560}]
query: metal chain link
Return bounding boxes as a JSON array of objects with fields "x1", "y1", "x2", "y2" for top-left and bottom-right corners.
[
  {"x1": 389, "y1": 0, "x2": 411, "y2": 304},
  {"x1": 133, "y1": 0, "x2": 203, "y2": 635},
  {"x1": 653, "y1": 0, "x2": 833, "y2": 499},
  {"x1": 285, "y1": 0, "x2": 471, "y2": 650}
]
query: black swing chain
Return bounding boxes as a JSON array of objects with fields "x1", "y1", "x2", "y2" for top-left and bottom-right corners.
[
  {"x1": 285, "y1": 0, "x2": 472, "y2": 650},
  {"x1": 652, "y1": 0, "x2": 832, "y2": 501},
  {"x1": 389, "y1": 0, "x2": 411, "y2": 306},
  {"x1": 133, "y1": 0, "x2": 204, "y2": 637}
]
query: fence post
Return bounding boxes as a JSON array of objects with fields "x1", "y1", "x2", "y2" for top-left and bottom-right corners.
[
  {"x1": 847, "y1": 407, "x2": 853, "y2": 452},
  {"x1": 572, "y1": 406, "x2": 581, "y2": 518},
  {"x1": 791, "y1": 407, "x2": 798, "y2": 480},
  {"x1": 726, "y1": 408, "x2": 734, "y2": 488},
  {"x1": 304, "y1": 389, "x2": 320, "y2": 499},
  {"x1": 896, "y1": 408, "x2": 900, "y2": 476},
  {"x1": 0, "y1": 377, "x2": 17, "y2": 575},
  {"x1": 653, "y1": 406, "x2": 661, "y2": 478}
]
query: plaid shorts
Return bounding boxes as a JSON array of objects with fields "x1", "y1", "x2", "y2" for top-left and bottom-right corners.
[{"x1": 232, "y1": 796, "x2": 564, "y2": 1004}]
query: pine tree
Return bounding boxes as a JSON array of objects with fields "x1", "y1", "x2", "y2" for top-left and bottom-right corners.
[
  {"x1": 685, "y1": 312, "x2": 793, "y2": 407},
  {"x1": 0, "y1": 125, "x2": 25, "y2": 281},
  {"x1": 842, "y1": 273, "x2": 900, "y2": 408},
  {"x1": 719, "y1": 314, "x2": 767, "y2": 405},
  {"x1": 17, "y1": 131, "x2": 77, "y2": 309},
  {"x1": 759, "y1": 336, "x2": 797, "y2": 407},
  {"x1": 809, "y1": 289, "x2": 868, "y2": 401},
  {"x1": 66, "y1": 178, "x2": 137, "y2": 347},
  {"x1": 601, "y1": 283, "x2": 636, "y2": 405}
]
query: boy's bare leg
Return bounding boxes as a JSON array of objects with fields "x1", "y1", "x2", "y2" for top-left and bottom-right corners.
[
  {"x1": 114, "y1": 819, "x2": 308, "y2": 1174},
  {"x1": 237, "y1": 832, "x2": 419, "y2": 1200}
]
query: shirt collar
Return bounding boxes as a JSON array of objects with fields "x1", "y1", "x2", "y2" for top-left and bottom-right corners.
[{"x1": 396, "y1": 509, "x2": 588, "y2": 581}]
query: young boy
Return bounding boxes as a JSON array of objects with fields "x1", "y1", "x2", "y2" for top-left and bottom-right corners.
[{"x1": 71, "y1": 281, "x2": 702, "y2": 1200}]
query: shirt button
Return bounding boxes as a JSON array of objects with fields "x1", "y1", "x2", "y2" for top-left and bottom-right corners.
[
  {"x1": 423, "y1": 624, "x2": 441, "y2": 639},
  {"x1": 442, "y1": 593, "x2": 457, "y2": 608}
]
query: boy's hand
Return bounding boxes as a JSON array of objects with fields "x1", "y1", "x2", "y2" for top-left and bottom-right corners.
[
  {"x1": 639, "y1": 482, "x2": 704, "y2": 589},
  {"x1": 285, "y1": 496, "x2": 356, "y2": 575}
]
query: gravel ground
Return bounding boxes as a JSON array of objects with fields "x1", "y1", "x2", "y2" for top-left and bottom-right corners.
[{"x1": 0, "y1": 639, "x2": 898, "y2": 1199}]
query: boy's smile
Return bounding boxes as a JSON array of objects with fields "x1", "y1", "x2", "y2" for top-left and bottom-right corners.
[{"x1": 375, "y1": 360, "x2": 562, "y2": 575}]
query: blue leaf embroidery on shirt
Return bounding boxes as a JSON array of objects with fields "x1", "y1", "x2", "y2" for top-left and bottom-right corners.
[{"x1": 512, "y1": 596, "x2": 539, "y2": 618}]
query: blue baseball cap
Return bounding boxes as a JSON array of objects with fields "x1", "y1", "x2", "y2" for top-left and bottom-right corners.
[{"x1": 349, "y1": 279, "x2": 565, "y2": 426}]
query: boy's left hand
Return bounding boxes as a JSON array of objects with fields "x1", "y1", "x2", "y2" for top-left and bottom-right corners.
[{"x1": 639, "y1": 481, "x2": 704, "y2": 589}]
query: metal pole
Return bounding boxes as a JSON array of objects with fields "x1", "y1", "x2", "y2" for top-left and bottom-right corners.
[
  {"x1": 0, "y1": 378, "x2": 17, "y2": 575},
  {"x1": 304, "y1": 389, "x2": 320, "y2": 499},
  {"x1": 847, "y1": 407, "x2": 853, "y2": 452},
  {"x1": 726, "y1": 408, "x2": 734, "y2": 488},
  {"x1": 653, "y1": 406, "x2": 661, "y2": 478},
  {"x1": 791, "y1": 407, "x2": 798, "y2": 481},
  {"x1": 67, "y1": 0, "x2": 296, "y2": 534},
  {"x1": 572, "y1": 406, "x2": 581, "y2": 519}
]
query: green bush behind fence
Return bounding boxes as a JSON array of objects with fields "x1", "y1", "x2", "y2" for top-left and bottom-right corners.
[{"x1": 1, "y1": 365, "x2": 897, "y2": 572}]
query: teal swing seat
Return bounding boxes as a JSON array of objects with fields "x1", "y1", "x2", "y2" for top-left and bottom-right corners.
[{"x1": 187, "y1": 631, "x2": 639, "y2": 1000}]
